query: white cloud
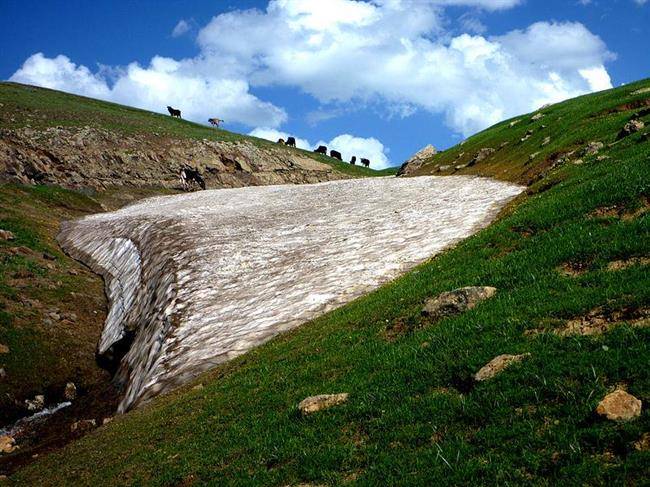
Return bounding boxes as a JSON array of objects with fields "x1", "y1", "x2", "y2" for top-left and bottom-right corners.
[
  {"x1": 10, "y1": 0, "x2": 615, "y2": 138},
  {"x1": 172, "y1": 19, "x2": 191, "y2": 37},
  {"x1": 10, "y1": 53, "x2": 287, "y2": 128},
  {"x1": 250, "y1": 128, "x2": 391, "y2": 169}
]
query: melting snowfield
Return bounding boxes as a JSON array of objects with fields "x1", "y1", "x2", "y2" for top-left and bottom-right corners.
[{"x1": 58, "y1": 176, "x2": 523, "y2": 412}]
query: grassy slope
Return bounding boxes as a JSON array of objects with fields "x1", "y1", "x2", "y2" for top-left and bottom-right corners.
[
  {"x1": 0, "y1": 82, "x2": 382, "y2": 178},
  {"x1": 11, "y1": 81, "x2": 650, "y2": 484}
]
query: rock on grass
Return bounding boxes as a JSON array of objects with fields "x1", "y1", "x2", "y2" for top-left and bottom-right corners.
[
  {"x1": 422, "y1": 286, "x2": 497, "y2": 322},
  {"x1": 596, "y1": 389, "x2": 642, "y2": 421},
  {"x1": 474, "y1": 353, "x2": 531, "y2": 381},
  {"x1": 298, "y1": 393, "x2": 349, "y2": 415}
]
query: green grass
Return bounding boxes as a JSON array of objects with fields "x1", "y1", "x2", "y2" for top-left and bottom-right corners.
[
  {"x1": 0, "y1": 82, "x2": 383, "y2": 178},
  {"x1": 10, "y1": 81, "x2": 650, "y2": 484}
]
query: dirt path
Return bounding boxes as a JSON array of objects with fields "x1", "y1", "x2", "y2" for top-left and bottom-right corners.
[{"x1": 58, "y1": 176, "x2": 523, "y2": 412}]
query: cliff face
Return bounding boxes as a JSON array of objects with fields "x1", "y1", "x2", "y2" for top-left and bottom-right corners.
[{"x1": 0, "y1": 126, "x2": 346, "y2": 190}]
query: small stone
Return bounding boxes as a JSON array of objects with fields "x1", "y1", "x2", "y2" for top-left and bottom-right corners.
[
  {"x1": 541, "y1": 136, "x2": 551, "y2": 147},
  {"x1": 25, "y1": 394, "x2": 45, "y2": 412},
  {"x1": 529, "y1": 152, "x2": 540, "y2": 161},
  {"x1": 509, "y1": 119, "x2": 520, "y2": 127},
  {"x1": 0, "y1": 344, "x2": 8, "y2": 354},
  {"x1": 192, "y1": 383, "x2": 204, "y2": 391},
  {"x1": 438, "y1": 165, "x2": 450, "y2": 171},
  {"x1": 102, "y1": 417, "x2": 113, "y2": 425},
  {"x1": 48, "y1": 312, "x2": 61, "y2": 321},
  {"x1": 422, "y1": 286, "x2": 497, "y2": 322},
  {"x1": 71, "y1": 419, "x2": 97, "y2": 433},
  {"x1": 531, "y1": 113, "x2": 545, "y2": 121},
  {"x1": 298, "y1": 393, "x2": 349, "y2": 415},
  {"x1": 634, "y1": 432, "x2": 650, "y2": 451},
  {"x1": 0, "y1": 435, "x2": 16, "y2": 454},
  {"x1": 42, "y1": 252, "x2": 56, "y2": 261},
  {"x1": 0, "y1": 230, "x2": 15, "y2": 241},
  {"x1": 474, "y1": 353, "x2": 531, "y2": 381},
  {"x1": 63, "y1": 382, "x2": 77, "y2": 401},
  {"x1": 596, "y1": 389, "x2": 642, "y2": 421},
  {"x1": 0, "y1": 368, "x2": 5, "y2": 379},
  {"x1": 582, "y1": 141, "x2": 604, "y2": 157}
]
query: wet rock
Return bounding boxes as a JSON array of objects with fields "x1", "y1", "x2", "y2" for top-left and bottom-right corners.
[
  {"x1": 25, "y1": 394, "x2": 45, "y2": 412},
  {"x1": 596, "y1": 389, "x2": 642, "y2": 421},
  {"x1": 474, "y1": 353, "x2": 531, "y2": 381},
  {"x1": 71, "y1": 419, "x2": 97, "y2": 433},
  {"x1": 63, "y1": 382, "x2": 77, "y2": 401},
  {"x1": 618, "y1": 119, "x2": 644, "y2": 139},
  {"x1": 0, "y1": 343, "x2": 8, "y2": 354},
  {"x1": 0, "y1": 230, "x2": 15, "y2": 241},
  {"x1": 298, "y1": 393, "x2": 349, "y2": 415},
  {"x1": 397, "y1": 144, "x2": 437, "y2": 176},
  {"x1": 582, "y1": 141, "x2": 604, "y2": 157},
  {"x1": 422, "y1": 286, "x2": 497, "y2": 322},
  {"x1": 0, "y1": 435, "x2": 17, "y2": 454}
]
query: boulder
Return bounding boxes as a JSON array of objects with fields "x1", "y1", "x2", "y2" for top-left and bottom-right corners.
[
  {"x1": 63, "y1": 382, "x2": 77, "y2": 401},
  {"x1": 397, "y1": 145, "x2": 437, "y2": 176},
  {"x1": 71, "y1": 419, "x2": 97, "y2": 433},
  {"x1": 0, "y1": 435, "x2": 16, "y2": 454},
  {"x1": 468, "y1": 148, "x2": 495, "y2": 166},
  {"x1": 0, "y1": 230, "x2": 15, "y2": 241},
  {"x1": 618, "y1": 119, "x2": 645, "y2": 139},
  {"x1": 422, "y1": 286, "x2": 497, "y2": 322},
  {"x1": 25, "y1": 394, "x2": 45, "y2": 412},
  {"x1": 596, "y1": 389, "x2": 642, "y2": 421},
  {"x1": 474, "y1": 353, "x2": 531, "y2": 381},
  {"x1": 582, "y1": 141, "x2": 604, "y2": 156},
  {"x1": 298, "y1": 393, "x2": 349, "y2": 415}
]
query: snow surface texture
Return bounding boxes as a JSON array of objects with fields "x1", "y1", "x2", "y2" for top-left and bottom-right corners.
[{"x1": 58, "y1": 176, "x2": 523, "y2": 412}]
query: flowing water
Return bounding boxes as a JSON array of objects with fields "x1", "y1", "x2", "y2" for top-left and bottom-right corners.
[{"x1": 58, "y1": 176, "x2": 523, "y2": 412}]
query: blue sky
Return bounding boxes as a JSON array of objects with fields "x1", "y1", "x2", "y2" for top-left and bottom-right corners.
[{"x1": 2, "y1": 0, "x2": 648, "y2": 168}]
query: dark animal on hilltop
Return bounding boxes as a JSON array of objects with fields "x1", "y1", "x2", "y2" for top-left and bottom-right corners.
[
  {"x1": 350, "y1": 156, "x2": 357, "y2": 165},
  {"x1": 286, "y1": 137, "x2": 296, "y2": 147},
  {"x1": 180, "y1": 167, "x2": 206, "y2": 191},
  {"x1": 167, "y1": 106, "x2": 182, "y2": 118},
  {"x1": 330, "y1": 150, "x2": 342, "y2": 160},
  {"x1": 314, "y1": 145, "x2": 327, "y2": 154},
  {"x1": 208, "y1": 118, "x2": 223, "y2": 127},
  {"x1": 277, "y1": 138, "x2": 285, "y2": 145},
  {"x1": 361, "y1": 158, "x2": 370, "y2": 167}
]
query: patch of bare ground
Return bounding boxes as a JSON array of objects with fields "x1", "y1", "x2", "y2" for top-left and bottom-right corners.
[
  {"x1": 606, "y1": 256, "x2": 650, "y2": 271},
  {"x1": 590, "y1": 196, "x2": 649, "y2": 221},
  {"x1": 527, "y1": 306, "x2": 649, "y2": 336}
]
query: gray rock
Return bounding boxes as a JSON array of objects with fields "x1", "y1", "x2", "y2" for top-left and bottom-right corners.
[
  {"x1": 468, "y1": 148, "x2": 495, "y2": 166},
  {"x1": 618, "y1": 119, "x2": 644, "y2": 139},
  {"x1": 474, "y1": 353, "x2": 530, "y2": 381},
  {"x1": 582, "y1": 141, "x2": 604, "y2": 156},
  {"x1": 298, "y1": 393, "x2": 349, "y2": 415},
  {"x1": 422, "y1": 286, "x2": 497, "y2": 322},
  {"x1": 397, "y1": 144, "x2": 438, "y2": 176}
]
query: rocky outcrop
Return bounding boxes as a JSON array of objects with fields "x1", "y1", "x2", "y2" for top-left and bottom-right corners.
[
  {"x1": 298, "y1": 393, "x2": 349, "y2": 414},
  {"x1": 0, "y1": 126, "x2": 346, "y2": 190},
  {"x1": 397, "y1": 144, "x2": 437, "y2": 176},
  {"x1": 422, "y1": 286, "x2": 497, "y2": 322}
]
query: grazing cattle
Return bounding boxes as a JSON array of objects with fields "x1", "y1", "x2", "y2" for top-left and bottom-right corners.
[
  {"x1": 167, "y1": 106, "x2": 182, "y2": 118},
  {"x1": 330, "y1": 150, "x2": 342, "y2": 160},
  {"x1": 350, "y1": 156, "x2": 357, "y2": 165},
  {"x1": 277, "y1": 138, "x2": 285, "y2": 145},
  {"x1": 314, "y1": 145, "x2": 327, "y2": 154},
  {"x1": 208, "y1": 118, "x2": 223, "y2": 127},
  {"x1": 180, "y1": 167, "x2": 206, "y2": 191},
  {"x1": 361, "y1": 158, "x2": 370, "y2": 167},
  {"x1": 286, "y1": 136, "x2": 296, "y2": 147}
]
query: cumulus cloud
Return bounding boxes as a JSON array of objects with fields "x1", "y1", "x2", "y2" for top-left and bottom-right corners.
[
  {"x1": 171, "y1": 19, "x2": 191, "y2": 37},
  {"x1": 250, "y1": 128, "x2": 391, "y2": 169},
  {"x1": 10, "y1": 0, "x2": 615, "y2": 138},
  {"x1": 11, "y1": 53, "x2": 287, "y2": 128}
]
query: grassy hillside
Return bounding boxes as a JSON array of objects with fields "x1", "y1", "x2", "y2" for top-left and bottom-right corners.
[
  {"x1": 0, "y1": 82, "x2": 382, "y2": 178},
  {"x1": 9, "y1": 81, "x2": 650, "y2": 484}
]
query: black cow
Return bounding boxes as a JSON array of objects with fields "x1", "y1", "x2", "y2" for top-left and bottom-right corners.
[
  {"x1": 277, "y1": 138, "x2": 285, "y2": 145},
  {"x1": 314, "y1": 145, "x2": 327, "y2": 154},
  {"x1": 330, "y1": 150, "x2": 342, "y2": 160},
  {"x1": 286, "y1": 136, "x2": 296, "y2": 147},
  {"x1": 361, "y1": 158, "x2": 370, "y2": 167},
  {"x1": 167, "y1": 106, "x2": 182, "y2": 118},
  {"x1": 350, "y1": 156, "x2": 357, "y2": 165},
  {"x1": 180, "y1": 167, "x2": 206, "y2": 191}
]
